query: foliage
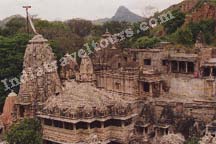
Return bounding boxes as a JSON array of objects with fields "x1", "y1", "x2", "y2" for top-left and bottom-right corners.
[
  {"x1": 35, "y1": 19, "x2": 85, "y2": 55},
  {"x1": 0, "y1": 33, "x2": 30, "y2": 110},
  {"x1": 133, "y1": 36, "x2": 160, "y2": 48},
  {"x1": 173, "y1": 28, "x2": 194, "y2": 46},
  {"x1": 0, "y1": 17, "x2": 26, "y2": 36},
  {"x1": 188, "y1": 20, "x2": 216, "y2": 44},
  {"x1": 91, "y1": 24, "x2": 104, "y2": 37},
  {"x1": 103, "y1": 21, "x2": 130, "y2": 34},
  {"x1": 163, "y1": 10, "x2": 185, "y2": 34},
  {"x1": 6, "y1": 118, "x2": 42, "y2": 144},
  {"x1": 66, "y1": 19, "x2": 93, "y2": 37},
  {"x1": 184, "y1": 137, "x2": 199, "y2": 144}
]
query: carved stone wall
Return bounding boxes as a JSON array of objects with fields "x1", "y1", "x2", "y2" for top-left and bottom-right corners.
[
  {"x1": 17, "y1": 35, "x2": 62, "y2": 118},
  {"x1": 0, "y1": 92, "x2": 17, "y2": 129}
]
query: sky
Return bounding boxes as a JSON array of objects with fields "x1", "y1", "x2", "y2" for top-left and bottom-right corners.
[{"x1": 0, "y1": 0, "x2": 183, "y2": 21}]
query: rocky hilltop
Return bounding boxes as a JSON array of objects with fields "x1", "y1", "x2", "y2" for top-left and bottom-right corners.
[
  {"x1": 185, "y1": 1, "x2": 216, "y2": 23},
  {"x1": 111, "y1": 6, "x2": 143, "y2": 22},
  {"x1": 93, "y1": 6, "x2": 144, "y2": 24}
]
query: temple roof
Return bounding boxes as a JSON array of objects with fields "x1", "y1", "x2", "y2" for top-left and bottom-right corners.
[
  {"x1": 8, "y1": 91, "x2": 17, "y2": 97},
  {"x1": 42, "y1": 80, "x2": 134, "y2": 118},
  {"x1": 29, "y1": 34, "x2": 48, "y2": 43}
]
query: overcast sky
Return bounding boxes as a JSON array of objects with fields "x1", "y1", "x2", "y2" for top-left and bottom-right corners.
[{"x1": 0, "y1": 0, "x2": 183, "y2": 21}]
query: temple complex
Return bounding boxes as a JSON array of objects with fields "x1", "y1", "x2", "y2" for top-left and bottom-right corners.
[{"x1": 1, "y1": 23, "x2": 216, "y2": 144}]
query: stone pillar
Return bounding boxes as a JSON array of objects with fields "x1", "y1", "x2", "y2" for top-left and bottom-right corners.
[
  {"x1": 88, "y1": 123, "x2": 91, "y2": 130},
  {"x1": 74, "y1": 124, "x2": 77, "y2": 131},
  {"x1": 121, "y1": 120, "x2": 125, "y2": 128},
  {"x1": 155, "y1": 128, "x2": 158, "y2": 138},
  {"x1": 177, "y1": 61, "x2": 180, "y2": 72},
  {"x1": 206, "y1": 126, "x2": 209, "y2": 135},
  {"x1": 150, "y1": 83, "x2": 153, "y2": 96},
  {"x1": 101, "y1": 122, "x2": 104, "y2": 128},
  {"x1": 210, "y1": 67, "x2": 213, "y2": 78},
  {"x1": 163, "y1": 129, "x2": 166, "y2": 135},
  {"x1": 63, "y1": 122, "x2": 65, "y2": 129},
  {"x1": 169, "y1": 61, "x2": 172, "y2": 73},
  {"x1": 143, "y1": 128, "x2": 147, "y2": 137},
  {"x1": 185, "y1": 62, "x2": 188, "y2": 73}
]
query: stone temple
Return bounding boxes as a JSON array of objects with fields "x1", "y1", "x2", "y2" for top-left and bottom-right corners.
[{"x1": 2, "y1": 29, "x2": 216, "y2": 143}]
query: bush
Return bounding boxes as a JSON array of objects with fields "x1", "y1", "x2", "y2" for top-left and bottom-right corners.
[
  {"x1": 174, "y1": 28, "x2": 193, "y2": 46},
  {"x1": 6, "y1": 118, "x2": 42, "y2": 144},
  {"x1": 163, "y1": 10, "x2": 185, "y2": 34},
  {"x1": 188, "y1": 20, "x2": 216, "y2": 44},
  {"x1": 133, "y1": 36, "x2": 160, "y2": 48}
]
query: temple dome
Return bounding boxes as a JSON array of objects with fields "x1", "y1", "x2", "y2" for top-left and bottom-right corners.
[
  {"x1": 8, "y1": 91, "x2": 17, "y2": 97},
  {"x1": 42, "y1": 80, "x2": 134, "y2": 119},
  {"x1": 29, "y1": 34, "x2": 48, "y2": 43}
]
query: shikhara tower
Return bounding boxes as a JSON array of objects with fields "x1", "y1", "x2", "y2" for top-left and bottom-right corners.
[{"x1": 15, "y1": 35, "x2": 62, "y2": 119}]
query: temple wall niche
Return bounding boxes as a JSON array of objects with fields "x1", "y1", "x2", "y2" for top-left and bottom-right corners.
[
  {"x1": 199, "y1": 48, "x2": 213, "y2": 66},
  {"x1": 137, "y1": 50, "x2": 168, "y2": 73},
  {"x1": 96, "y1": 73, "x2": 138, "y2": 95},
  {"x1": 169, "y1": 77, "x2": 205, "y2": 97}
]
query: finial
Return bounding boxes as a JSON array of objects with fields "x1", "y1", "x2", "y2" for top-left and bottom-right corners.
[
  {"x1": 23, "y1": 6, "x2": 39, "y2": 35},
  {"x1": 106, "y1": 28, "x2": 109, "y2": 33}
]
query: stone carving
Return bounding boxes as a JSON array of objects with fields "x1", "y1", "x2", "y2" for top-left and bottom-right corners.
[
  {"x1": 76, "y1": 54, "x2": 96, "y2": 82},
  {"x1": 17, "y1": 34, "x2": 62, "y2": 118},
  {"x1": 60, "y1": 53, "x2": 78, "y2": 80}
]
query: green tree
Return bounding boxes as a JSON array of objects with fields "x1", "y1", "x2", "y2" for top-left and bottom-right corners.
[
  {"x1": 0, "y1": 33, "x2": 30, "y2": 110},
  {"x1": 133, "y1": 36, "x2": 160, "y2": 48},
  {"x1": 188, "y1": 20, "x2": 215, "y2": 44},
  {"x1": 174, "y1": 28, "x2": 193, "y2": 45},
  {"x1": 91, "y1": 24, "x2": 104, "y2": 37},
  {"x1": 66, "y1": 19, "x2": 93, "y2": 37},
  {"x1": 163, "y1": 10, "x2": 185, "y2": 34},
  {"x1": 6, "y1": 118, "x2": 42, "y2": 144},
  {"x1": 35, "y1": 19, "x2": 84, "y2": 55},
  {"x1": 103, "y1": 21, "x2": 130, "y2": 34},
  {"x1": 1, "y1": 17, "x2": 26, "y2": 36}
]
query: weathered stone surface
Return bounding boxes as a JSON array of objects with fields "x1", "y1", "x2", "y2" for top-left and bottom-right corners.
[
  {"x1": 16, "y1": 34, "x2": 62, "y2": 118},
  {"x1": 1, "y1": 92, "x2": 17, "y2": 128},
  {"x1": 200, "y1": 134, "x2": 216, "y2": 144},
  {"x1": 158, "y1": 133, "x2": 185, "y2": 144},
  {"x1": 76, "y1": 54, "x2": 96, "y2": 82},
  {"x1": 60, "y1": 53, "x2": 78, "y2": 80}
]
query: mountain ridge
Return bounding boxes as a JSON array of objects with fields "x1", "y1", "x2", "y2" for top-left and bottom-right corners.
[{"x1": 93, "y1": 6, "x2": 144, "y2": 25}]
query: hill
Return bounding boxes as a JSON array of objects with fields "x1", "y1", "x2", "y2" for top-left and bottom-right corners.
[
  {"x1": 93, "y1": 6, "x2": 144, "y2": 24},
  {"x1": 111, "y1": 6, "x2": 143, "y2": 22}
]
